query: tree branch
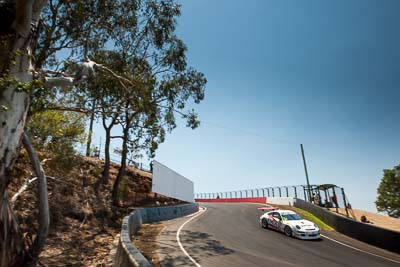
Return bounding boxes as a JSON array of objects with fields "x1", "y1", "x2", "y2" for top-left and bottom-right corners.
[
  {"x1": 10, "y1": 177, "x2": 38, "y2": 205},
  {"x1": 110, "y1": 136, "x2": 124, "y2": 139},
  {"x1": 44, "y1": 76, "x2": 74, "y2": 88},
  {"x1": 46, "y1": 106, "x2": 92, "y2": 115},
  {"x1": 43, "y1": 59, "x2": 137, "y2": 92}
]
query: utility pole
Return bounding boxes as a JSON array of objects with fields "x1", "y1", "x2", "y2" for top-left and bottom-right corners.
[{"x1": 300, "y1": 144, "x2": 312, "y2": 202}]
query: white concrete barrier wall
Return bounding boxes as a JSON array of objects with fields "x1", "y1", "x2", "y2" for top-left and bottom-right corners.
[
  {"x1": 152, "y1": 161, "x2": 194, "y2": 202},
  {"x1": 267, "y1": 197, "x2": 296, "y2": 206}
]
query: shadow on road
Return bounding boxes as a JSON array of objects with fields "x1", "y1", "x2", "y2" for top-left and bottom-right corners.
[{"x1": 158, "y1": 230, "x2": 235, "y2": 266}]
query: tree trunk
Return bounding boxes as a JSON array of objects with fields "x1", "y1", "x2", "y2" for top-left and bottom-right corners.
[
  {"x1": 101, "y1": 125, "x2": 111, "y2": 184},
  {"x1": 112, "y1": 124, "x2": 129, "y2": 206},
  {"x1": 0, "y1": 37, "x2": 31, "y2": 267},
  {"x1": 0, "y1": 194, "x2": 25, "y2": 267},
  {"x1": 85, "y1": 99, "x2": 96, "y2": 157},
  {"x1": 22, "y1": 133, "x2": 49, "y2": 266},
  {"x1": 0, "y1": 72, "x2": 30, "y2": 264},
  {"x1": 0, "y1": 2, "x2": 48, "y2": 265}
]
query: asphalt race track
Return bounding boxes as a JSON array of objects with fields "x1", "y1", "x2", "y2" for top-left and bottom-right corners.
[{"x1": 156, "y1": 203, "x2": 400, "y2": 267}]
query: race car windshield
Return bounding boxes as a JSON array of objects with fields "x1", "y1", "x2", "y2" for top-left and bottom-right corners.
[{"x1": 282, "y1": 214, "x2": 302, "y2": 220}]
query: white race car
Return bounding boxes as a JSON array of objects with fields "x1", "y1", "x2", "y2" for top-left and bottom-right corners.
[{"x1": 260, "y1": 209, "x2": 321, "y2": 240}]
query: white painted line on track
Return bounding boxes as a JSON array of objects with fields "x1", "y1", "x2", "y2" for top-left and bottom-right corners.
[
  {"x1": 321, "y1": 234, "x2": 400, "y2": 264},
  {"x1": 176, "y1": 207, "x2": 207, "y2": 267}
]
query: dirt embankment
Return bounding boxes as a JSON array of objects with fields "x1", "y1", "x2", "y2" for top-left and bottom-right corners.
[
  {"x1": 8, "y1": 154, "x2": 179, "y2": 266},
  {"x1": 329, "y1": 208, "x2": 400, "y2": 232}
]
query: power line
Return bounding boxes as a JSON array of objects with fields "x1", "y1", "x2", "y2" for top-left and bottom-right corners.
[{"x1": 201, "y1": 120, "x2": 297, "y2": 145}]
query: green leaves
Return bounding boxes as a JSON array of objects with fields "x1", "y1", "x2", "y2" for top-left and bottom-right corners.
[
  {"x1": 26, "y1": 110, "x2": 87, "y2": 170},
  {"x1": 376, "y1": 164, "x2": 400, "y2": 218},
  {"x1": 15, "y1": 79, "x2": 44, "y2": 93},
  {"x1": 30, "y1": 0, "x2": 207, "y2": 165},
  {"x1": 1, "y1": 105, "x2": 10, "y2": 111}
]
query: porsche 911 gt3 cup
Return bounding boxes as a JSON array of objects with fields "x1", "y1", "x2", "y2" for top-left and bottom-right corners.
[{"x1": 260, "y1": 209, "x2": 321, "y2": 240}]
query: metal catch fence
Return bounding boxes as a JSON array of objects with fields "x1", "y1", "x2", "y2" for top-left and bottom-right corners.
[{"x1": 196, "y1": 184, "x2": 350, "y2": 210}]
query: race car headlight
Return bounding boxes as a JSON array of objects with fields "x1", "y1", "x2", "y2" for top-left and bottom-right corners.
[
  {"x1": 314, "y1": 224, "x2": 319, "y2": 229},
  {"x1": 296, "y1": 225, "x2": 301, "y2": 230}
]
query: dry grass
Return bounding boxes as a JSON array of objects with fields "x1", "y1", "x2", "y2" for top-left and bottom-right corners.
[{"x1": 329, "y1": 208, "x2": 400, "y2": 232}]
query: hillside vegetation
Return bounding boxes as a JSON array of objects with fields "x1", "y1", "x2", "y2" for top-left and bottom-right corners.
[{"x1": 9, "y1": 153, "x2": 179, "y2": 266}]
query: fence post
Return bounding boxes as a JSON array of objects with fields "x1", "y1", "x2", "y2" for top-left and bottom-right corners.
[
  {"x1": 285, "y1": 187, "x2": 289, "y2": 197},
  {"x1": 293, "y1": 186, "x2": 297, "y2": 198},
  {"x1": 278, "y1": 187, "x2": 282, "y2": 197},
  {"x1": 342, "y1": 188, "x2": 349, "y2": 217},
  {"x1": 272, "y1": 188, "x2": 275, "y2": 197},
  {"x1": 333, "y1": 187, "x2": 338, "y2": 213}
]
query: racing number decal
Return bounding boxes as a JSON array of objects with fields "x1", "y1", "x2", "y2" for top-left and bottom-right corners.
[{"x1": 268, "y1": 215, "x2": 279, "y2": 229}]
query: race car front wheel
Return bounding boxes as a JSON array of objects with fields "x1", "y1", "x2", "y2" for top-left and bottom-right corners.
[
  {"x1": 284, "y1": 226, "x2": 292, "y2": 237},
  {"x1": 261, "y1": 218, "x2": 268, "y2": 229}
]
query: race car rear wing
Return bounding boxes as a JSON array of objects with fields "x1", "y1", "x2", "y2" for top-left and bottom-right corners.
[{"x1": 257, "y1": 205, "x2": 279, "y2": 211}]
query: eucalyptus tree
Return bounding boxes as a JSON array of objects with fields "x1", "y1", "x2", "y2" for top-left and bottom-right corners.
[
  {"x1": 74, "y1": 0, "x2": 207, "y2": 197},
  {"x1": 1, "y1": 2, "x2": 51, "y2": 265},
  {"x1": 0, "y1": 1, "x2": 132, "y2": 265},
  {"x1": 0, "y1": 1, "x2": 206, "y2": 265},
  {"x1": 97, "y1": 0, "x2": 207, "y2": 205}
]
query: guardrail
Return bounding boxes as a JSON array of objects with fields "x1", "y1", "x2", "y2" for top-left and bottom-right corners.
[{"x1": 114, "y1": 203, "x2": 199, "y2": 266}]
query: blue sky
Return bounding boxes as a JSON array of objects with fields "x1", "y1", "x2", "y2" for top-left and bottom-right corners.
[
  {"x1": 87, "y1": 0, "x2": 400, "y2": 212},
  {"x1": 149, "y1": 0, "x2": 400, "y2": 212}
]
